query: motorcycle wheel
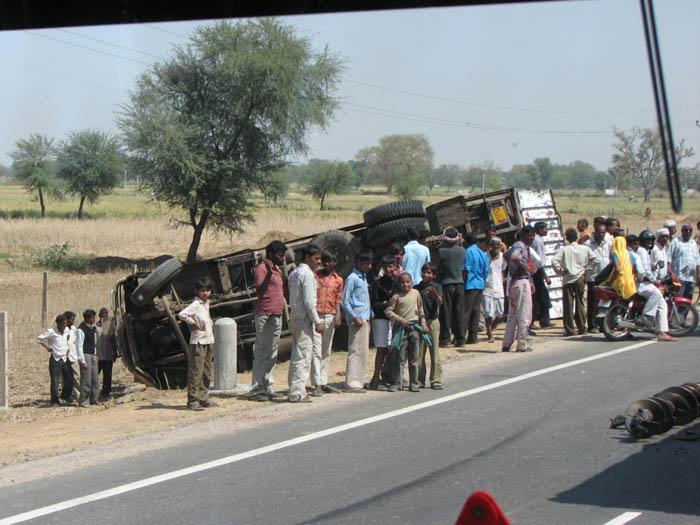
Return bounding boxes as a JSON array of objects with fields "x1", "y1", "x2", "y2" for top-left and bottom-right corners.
[
  {"x1": 603, "y1": 304, "x2": 631, "y2": 341},
  {"x1": 667, "y1": 302, "x2": 699, "y2": 337}
]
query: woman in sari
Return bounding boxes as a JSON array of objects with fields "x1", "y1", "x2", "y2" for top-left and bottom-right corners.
[{"x1": 606, "y1": 236, "x2": 637, "y2": 299}]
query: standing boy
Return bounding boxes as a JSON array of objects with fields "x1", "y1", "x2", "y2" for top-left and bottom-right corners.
[
  {"x1": 483, "y1": 237, "x2": 506, "y2": 343},
  {"x1": 341, "y1": 251, "x2": 373, "y2": 393},
  {"x1": 63, "y1": 311, "x2": 80, "y2": 400},
  {"x1": 414, "y1": 262, "x2": 443, "y2": 389},
  {"x1": 77, "y1": 309, "x2": 100, "y2": 407},
  {"x1": 310, "y1": 250, "x2": 344, "y2": 397},
  {"x1": 96, "y1": 307, "x2": 117, "y2": 400},
  {"x1": 37, "y1": 314, "x2": 73, "y2": 407},
  {"x1": 369, "y1": 255, "x2": 398, "y2": 390},
  {"x1": 248, "y1": 240, "x2": 287, "y2": 401},
  {"x1": 178, "y1": 278, "x2": 216, "y2": 411},
  {"x1": 287, "y1": 245, "x2": 324, "y2": 403},
  {"x1": 384, "y1": 273, "x2": 427, "y2": 392}
]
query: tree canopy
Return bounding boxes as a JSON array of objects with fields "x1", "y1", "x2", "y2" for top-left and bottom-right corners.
[
  {"x1": 611, "y1": 127, "x2": 695, "y2": 202},
  {"x1": 56, "y1": 129, "x2": 123, "y2": 219},
  {"x1": 303, "y1": 159, "x2": 355, "y2": 210},
  {"x1": 356, "y1": 134, "x2": 433, "y2": 194},
  {"x1": 118, "y1": 19, "x2": 344, "y2": 262},
  {"x1": 9, "y1": 134, "x2": 57, "y2": 217}
]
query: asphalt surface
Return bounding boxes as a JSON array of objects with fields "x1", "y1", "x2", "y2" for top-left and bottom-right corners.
[{"x1": 1, "y1": 331, "x2": 699, "y2": 524}]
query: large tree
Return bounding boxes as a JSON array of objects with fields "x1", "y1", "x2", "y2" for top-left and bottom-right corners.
[
  {"x1": 611, "y1": 127, "x2": 695, "y2": 202},
  {"x1": 56, "y1": 129, "x2": 124, "y2": 219},
  {"x1": 356, "y1": 134, "x2": 433, "y2": 194},
  {"x1": 9, "y1": 134, "x2": 57, "y2": 217},
  {"x1": 303, "y1": 159, "x2": 355, "y2": 210},
  {"x1": 118, "y1": 19, "x2": 343, "y2": 262}
]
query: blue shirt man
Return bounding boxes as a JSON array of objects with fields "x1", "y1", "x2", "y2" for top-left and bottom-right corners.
[
  {"x1": 462, "y1": 233, "x2": 490, "y2": 344},
  {"x1": 464, "y1": 243, "x2": 490, "y2": 290},
  {"x1": 402, "y1": 228, "x2": 431, "y2": 284}
]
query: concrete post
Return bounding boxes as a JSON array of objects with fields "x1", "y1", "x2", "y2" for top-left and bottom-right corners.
[
  {"x1": 41, "y1": 272, "x2": 48, "y2": 326},
  {"x1": 213, "y1": 318, "x2": 237, "y2": 391},
  {"x1": 1, "y1": 311, "x2": 9, "y2": 410}
]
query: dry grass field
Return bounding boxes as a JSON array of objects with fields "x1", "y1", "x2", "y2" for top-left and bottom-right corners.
[{"x1": 1, "y1": 184, "x2": 699, "y2": 408}]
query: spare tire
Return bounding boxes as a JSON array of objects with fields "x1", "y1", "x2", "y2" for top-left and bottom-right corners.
[
  {"x1": 312, "y1": 230, "x2": 361, "y2": 278},
  {"x1": 363, "y1": 200, "x2": 425, "y2": 228},
  {"x1": 131, "y1": 257, "x2": 182, "y2": 308},
  {"x1": 366, "y1": 217, "x2": 430, "y2": 248}
]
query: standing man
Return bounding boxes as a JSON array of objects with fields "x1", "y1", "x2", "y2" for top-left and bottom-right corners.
[
  {"x1": 96, "y1": 307, "x2": 117, "y2": 400},
  {"x1": 438, "y1": 227, "x2": 466, "y2": 347},
  {"x1": 532, "y1": 222, "x2": 553, "y2": 329},
  {"x1": 247, "y1": 240, "x2": 287, "y2": 401},
  {"x1": 402, "y1": 228, "x2": 430, "y2": 285},
  {"x1": 669, "y1": 223, "x2": 700, "y2": 300},
  {"x1": 483, "y1": 237, "x2": 506, "y2": 343},
  {"x1": 310, "y1": 250, "x2": 343, "y2": 397},
  {"x1": 37, "y1": 314, "x2": 73, "y2": 407},
  {"x1": 76, "y1": 309, "x2": 100, "y2": 407},
  {"x1": 584, "y1": 222, "x2": 611, "y2": 333},
  {"x1": 341, "y1": 251, "x2": 373, "y2": 393},
  {"x1": 663, "y1": 219, "x2": 677, "y2": 241},
  {"x1": 502, "y1": 226, "x2": 536, "y2": 353},
  {"x1": 462, "y1": 232, "x2": 489, "y2": 344},
  {"x1": 552, "y1": 228, "x2": 600, "y2": 337},
  {"x1": 287, "y1": 244, "x2": 324, "y2": 403}
]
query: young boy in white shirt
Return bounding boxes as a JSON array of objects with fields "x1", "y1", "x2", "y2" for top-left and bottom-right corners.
[{"x1": 178, "y1": 278, "x2": 216, "y2": 411}]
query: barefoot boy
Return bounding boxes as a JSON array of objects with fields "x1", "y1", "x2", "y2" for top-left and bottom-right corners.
[{"x1": 414, "y1": 262, "x2": 443, "y2": 389}]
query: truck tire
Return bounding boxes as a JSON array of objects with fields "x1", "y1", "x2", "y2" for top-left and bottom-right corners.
[
  {"x1": 363, "y1": 200, "x2": 425, "y2": 228},
  {"x1": 366, "y1": 217, "x2": 430, "y2": 248},
  {"x1": 312, "y1": 230, "x2": 361, "y2": 278},
  {"x1": 130, "y1": 257, "x2": 182, "y2": 308}
]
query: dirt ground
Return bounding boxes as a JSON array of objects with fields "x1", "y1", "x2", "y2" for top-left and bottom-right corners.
[{"x1": 0, "y1": 321, "x2": 569, "y2": 483}]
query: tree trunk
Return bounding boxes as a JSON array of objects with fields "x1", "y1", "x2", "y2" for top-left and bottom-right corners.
[
  {"x1": 320, "y1": 193, "x2": 326, "y2": 211},
  {"x1": 38, "y1": 188, "x2": 45, "y2": 218},
  {"x1": 77, "y1": 195, "x2": 86, "y2": 219},
  {"x1": 186, "y1": 210, "x2": 210, "y2": 263},
  {"x1": 643, "y1": 188, "x2": 651, "y2": 202}
]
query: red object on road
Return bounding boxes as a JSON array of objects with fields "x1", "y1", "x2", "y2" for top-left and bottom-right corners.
[{"x1": 456, "y1": 491, "x2": 510, "y2": 525}]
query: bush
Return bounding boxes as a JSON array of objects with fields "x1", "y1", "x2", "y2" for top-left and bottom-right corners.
[
  {"x1": 33, "y1": 242, "x2": 90, "y2": 272},
  {"x1": 0, "y1": 209, "x2": 107, "y2": 219}
]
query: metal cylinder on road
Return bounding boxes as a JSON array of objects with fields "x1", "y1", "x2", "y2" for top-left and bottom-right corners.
[{"x1": 213, "y1": 318, "x2": 237, "y2": 390}]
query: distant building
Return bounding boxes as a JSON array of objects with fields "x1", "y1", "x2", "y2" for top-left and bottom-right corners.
[{"x1": 604, "y1": 188, "x2": 616, "y2": 196}]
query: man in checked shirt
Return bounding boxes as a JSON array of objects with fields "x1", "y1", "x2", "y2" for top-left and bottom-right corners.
[{"x1": 310, "y1": 250, "x2": 344, "y2": 397}]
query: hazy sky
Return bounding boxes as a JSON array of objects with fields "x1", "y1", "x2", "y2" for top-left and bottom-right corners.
[{"x1": 1, "y1": 0, "x2": 698, "y2": 172}]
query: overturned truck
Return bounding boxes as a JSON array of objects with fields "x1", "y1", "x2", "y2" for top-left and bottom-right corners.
[{"x1": 112, "y1": 188, "x2": 563, "y2": 388}]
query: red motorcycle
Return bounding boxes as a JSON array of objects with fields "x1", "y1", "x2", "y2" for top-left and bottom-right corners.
[{"x1": 595, "y1": 277, "x2": 699, "y2": 341}]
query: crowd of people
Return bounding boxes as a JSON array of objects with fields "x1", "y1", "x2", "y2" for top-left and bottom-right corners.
[
  {"x1": 37, "y1": 216, "x2": 700, "y2": 409},
  {"x1": 37, "y1": 308, "x2": 117, "y2": 407}
]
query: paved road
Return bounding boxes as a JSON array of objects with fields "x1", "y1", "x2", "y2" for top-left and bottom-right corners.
[{"x1": 1, "y1": 332, "x2": 699, "y2": 524}]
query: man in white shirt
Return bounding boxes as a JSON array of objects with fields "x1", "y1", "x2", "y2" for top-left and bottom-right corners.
[
  {"x1": 63, "y1": 311, "x2": 81, "y2": 400},
  {"x1": 669, "y1": 223, "x2": 700, "y2": 300},
  {"x1": 287, "y1": 244, "x2": 325, "y2": 403},
  {"x1": 37, "y1": 314, "x2": 73, "y2": 407},
  {"x1": 650, "y1": 228, "x2": 670, "y2": 281},
  {"x1": 632, "y1": 232, "x2": 673, "y2": 341},
  {"x1": 584, "y1": 223, "x2": 611, "y2": 333},
  {"x1": 552, "y1": 228, "x2": 600, "y2": 336}
]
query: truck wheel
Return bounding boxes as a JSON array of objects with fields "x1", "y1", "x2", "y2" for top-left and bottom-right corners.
[
  {"x1": 130, "y1": 257, "x2": 182, "y2": 308},
  {"x1": 363, "y1": 200, "x2": 425, "y2": 228},
  {"x1": 312, "y1": 230, "x2": 361, "y2": 278},
  {"x1": 366, "y1": 217, "x2": 430, "y2": 248}
]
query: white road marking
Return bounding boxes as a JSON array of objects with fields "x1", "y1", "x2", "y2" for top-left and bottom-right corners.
[
  {"x1": 602, "y1": 511, "x2": 642, "y2": 524},
  {"x1": 0, "y1": 339, "x2": 656, "y2": 524}
]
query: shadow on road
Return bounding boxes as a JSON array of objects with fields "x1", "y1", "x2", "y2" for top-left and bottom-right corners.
[{"x1": 552, "y1": 421, "x2": 700, "y2": 517}]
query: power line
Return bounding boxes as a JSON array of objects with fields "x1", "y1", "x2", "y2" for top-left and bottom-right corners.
[
  {"x1": 58, "y1": 29, "x2": 165, "y2": 60},
  {"x1": 346, "y1": 78, "x2": 698, "y2": 116},
  {"x1": 0, "y1": 59, "x2": 126, "y2": 94},
  {"x1": 343, "y1": 103, "x2": 615, "y2": 135},
  {"x1": 22, "y1": 30, "x2": 152, "y2": 66},
  {"x1": 143, "y1": 23, "x2": 190, "y2": 39}
]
